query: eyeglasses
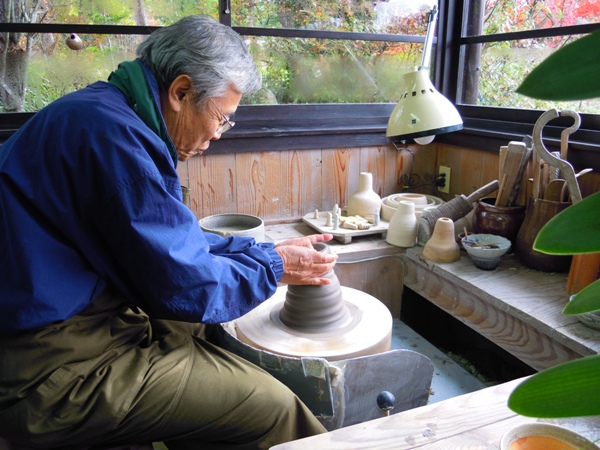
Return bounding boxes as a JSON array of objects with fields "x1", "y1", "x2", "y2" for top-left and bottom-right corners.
[{"x1": 208, "y1": 96, "x2": 235, "y2": 134}]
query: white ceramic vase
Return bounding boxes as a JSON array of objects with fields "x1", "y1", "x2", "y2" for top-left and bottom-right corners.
[
  {"x1": 422, "y1": 217, "x2": 460, "y2": 262},
  {"x1": 346, "y1": 172, "x2": 381, "y2": 218},
  {"x1": 386, "y1": 200, "x2": 417, "y2": 247}
]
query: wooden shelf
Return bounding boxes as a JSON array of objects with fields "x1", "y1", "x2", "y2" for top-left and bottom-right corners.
[{"x1": 403, "y1": 247, "x2": 600, "y2": 371}]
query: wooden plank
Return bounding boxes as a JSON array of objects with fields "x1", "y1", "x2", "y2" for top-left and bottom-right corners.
[
  {"x1": 281, "y1": 149, "x2": 322, "y2": 220},
  {"x1": 402, "y1": 248, "x2": 600, "y2": 368},
  {"x1": 188, "y1": 152, "x2": 237, "y2": 218},
  {"x1": 495, "y1": 141, "x2": 527, "y2": 207},
  {"x1": 336, "y1": 255, "x2": 404, "y2": 318},
  {"x1": 272, "y1": 375, "x2": 600, "y2": 450},
  {"x1": 234, "y1": 151, "x2": 282, "y2": 218},
  {"x1": 382, "y1": 144, "x2": 403, "y2": 197},
  {"x1": 271, "y1": 378, "x2": 526, "y2": 450},
  {"x1": 321, "y1": 147, "x2": 359, "y2": 212}
]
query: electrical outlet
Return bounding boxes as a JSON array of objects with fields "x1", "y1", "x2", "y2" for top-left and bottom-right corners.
[{"x1": 438, "y1": 165, "x2": 451, "y2": 194}]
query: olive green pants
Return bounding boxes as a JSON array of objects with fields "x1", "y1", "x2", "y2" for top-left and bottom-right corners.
[{"x1": 0, "y1": 289, "x2": 326, "y2": 449}]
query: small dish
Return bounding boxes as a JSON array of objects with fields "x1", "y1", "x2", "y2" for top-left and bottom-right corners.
[{"x1": 500, "y1": 422, "x2": 599, "y2": 450}]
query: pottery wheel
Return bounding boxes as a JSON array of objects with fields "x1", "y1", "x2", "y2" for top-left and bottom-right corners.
[{"x1": 235, "y1": 285, "x2": 392, "y2": 361}]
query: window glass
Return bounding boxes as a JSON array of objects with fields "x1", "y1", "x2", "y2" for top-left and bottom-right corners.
[
  {"x1": 1, "y1": 0, "x2": 437, "y2": 112},
  {"x1": 244, "y1": 37, "x2": 424, "y2": 105},
  {"x1": 0, "y1": 1, "x2": 219, "y2": 113},
  {"x1": 24, "y1": 35, "x2": 142, "y2": 112},
  {"x1": 459, "y1": 34, "x2": 600, "y2": 113},
  {"x1": 48, "y1": 0, "x2": 218, "y2": 26},
  {"x1": 459, "y1": 0, "x2": 600, "y2": 114},
  {"x1": 467, "y1": 0, "x2": 600, "y2": 36},
  {"x1": 233, "y1": 0, "x2": 436, "y2": 33}
]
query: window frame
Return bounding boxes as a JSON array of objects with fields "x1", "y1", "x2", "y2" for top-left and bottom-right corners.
[
  {"x1": 437, "y1": 0, "x2": 600, "y2": 169},
  {"x1": 2, "y1": 0, "x2": 600, "y2": 172}
]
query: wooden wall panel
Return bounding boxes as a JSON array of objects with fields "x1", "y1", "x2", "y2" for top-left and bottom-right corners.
[
  {"x1": 235, "y1": 151, "x2": 282, "y2": 219},
  {"x1": 187, "y1": 152, "x2": 237, "y2": 218},
  {"x1": 280, "y1": 149, "x2": 323, "y2": 220},
  {"x1": 321, "y1": 147, "x2": 360, "y2": 213},
  {"x1": 180, "y1": 142, "x2": 513, "y2": 222}
]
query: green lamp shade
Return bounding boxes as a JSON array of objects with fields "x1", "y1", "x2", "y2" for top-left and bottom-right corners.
[{"x1": 386, "y1": 69, "x2": 463, "y2": 144}]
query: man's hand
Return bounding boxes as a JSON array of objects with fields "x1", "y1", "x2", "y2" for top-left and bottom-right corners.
[{"x1": 274, "y1": 234, "x2": 337, "y2": 286}]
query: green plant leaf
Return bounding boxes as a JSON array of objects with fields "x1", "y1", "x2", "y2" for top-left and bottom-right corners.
[
  {"x1": 533, "y1": 192, "x2": 600, "y2": 255},
  {"x1": 508, "y1": 355, "x2": 600, "y2": 417},
  {"x1": 516, "y1": 30, "x2": 600, "y2": 100},
  {"x1": 563, "y1": 280, "x2": 600, "y2": 315}
]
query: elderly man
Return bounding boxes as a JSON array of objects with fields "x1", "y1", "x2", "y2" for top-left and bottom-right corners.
[{"x1": 0, "y1": 15, "x2": 334, "y2": 450}]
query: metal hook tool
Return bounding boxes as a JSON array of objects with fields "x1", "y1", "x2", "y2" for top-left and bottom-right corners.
[{"x1": 532, "y1": 109, "x2": 582, "y2": 204}]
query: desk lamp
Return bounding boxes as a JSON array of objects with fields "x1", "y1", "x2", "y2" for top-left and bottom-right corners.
[{"x1": 386, "y1": 6, "x2": 462, "y2": 145}]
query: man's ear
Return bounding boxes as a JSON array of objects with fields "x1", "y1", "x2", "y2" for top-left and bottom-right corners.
[{"x1": 167, "y1": 74, "x2": 194, "y2": 112}]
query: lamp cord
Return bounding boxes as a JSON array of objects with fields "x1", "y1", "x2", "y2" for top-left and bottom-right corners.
[{"x1": 392, "y1": 142, "x2": 450, "y2": 200}]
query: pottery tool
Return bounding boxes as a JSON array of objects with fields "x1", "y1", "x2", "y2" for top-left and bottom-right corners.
[
  {"x1": 544, "y1": 178, "x2": 566, "y2": 202},
  {"x1": 532, "y1": 109, "x2": 582, "y2": 203},
  {"x1": 498, "y1": 145, "x2": 508, "y2": 182},
  {"x1": 560, "y1": 168, "x2": 594, "y2": 202},
  {"x1": 495, "y1": 141, "x2": 529, "y2": 207},
  {"x1": 517, "y1": 135, "x2": 534, "y2": 206},
  {"x1": 560, "y1": 110, "x2": 581, "y2": 160},
  {"x1": 418, "y1": 179, "x2": 500, "y2": 244},
  {"x1": 507, "y1": 146, "x2": 532, "y2": 207}
]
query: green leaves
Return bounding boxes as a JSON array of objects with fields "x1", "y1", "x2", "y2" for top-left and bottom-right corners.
[
  {"x1": 563, "y1": 280, "x2": 600, "y2": 315},
  {"x1": 533, "y1": 192, "x2": 600, "y2": 255},
  {"x1": 516, "y1": 29, "x2": 600, "y2": 101},
  {"x1": 508, "y1": 355, "x2": 600, "y2": 417}
]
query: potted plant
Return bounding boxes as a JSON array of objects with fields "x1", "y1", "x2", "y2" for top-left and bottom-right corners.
[{"x1": 506, "y1": 29, "x2": 600, "y2": 418}]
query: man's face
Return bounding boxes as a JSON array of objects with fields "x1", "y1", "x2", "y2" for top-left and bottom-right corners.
[{"x1": 162, "y1": 79, "x2": 241, "y2": 162}]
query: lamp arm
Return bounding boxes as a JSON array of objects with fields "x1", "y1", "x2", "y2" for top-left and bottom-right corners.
[{"x1": 419, "y1": 6, "x2": 438, "y2": 71}]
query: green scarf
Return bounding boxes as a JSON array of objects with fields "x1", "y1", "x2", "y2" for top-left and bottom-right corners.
[{"x1": 108, "y1": 60, "x2": 178, "y2": 164}]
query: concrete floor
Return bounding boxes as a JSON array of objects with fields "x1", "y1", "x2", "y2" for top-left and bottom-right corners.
[{"x1": 390, "y1": 318, "x2": 487, "y2": 403}]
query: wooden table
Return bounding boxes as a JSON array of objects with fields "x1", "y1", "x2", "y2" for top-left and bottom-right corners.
[{"x1": 271, "y1": 377, "x2": 600, "y2": 449}]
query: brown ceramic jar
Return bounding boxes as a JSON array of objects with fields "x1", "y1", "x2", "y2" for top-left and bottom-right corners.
[{"x1": 472, "y1": 197, "x2": 525, "y2": 247}]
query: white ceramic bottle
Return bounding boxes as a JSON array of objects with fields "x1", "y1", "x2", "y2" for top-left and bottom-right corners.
[{"x1": 346, "y1": 172, "x2": 381, "y2": 219}]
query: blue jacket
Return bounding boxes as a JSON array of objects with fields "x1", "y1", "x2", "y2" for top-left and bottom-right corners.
[{"x1": 0, "y1": 69, "x2": 283, "y2": 335}]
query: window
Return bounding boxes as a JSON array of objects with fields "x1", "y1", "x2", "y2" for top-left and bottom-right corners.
[
  {"x1": 0, "y1": 0, "x2": 436, "y2": 148},
  {"x1": 2, "y1": 0, "x2": 599, "y2": 166},
  {"x1": 444, "y1": 0, "x2": 600, "y2": 168}
]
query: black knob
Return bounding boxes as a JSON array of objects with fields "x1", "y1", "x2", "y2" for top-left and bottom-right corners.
[{"x1": 376, "y1": 390, "x2": 396, "y2": 414}]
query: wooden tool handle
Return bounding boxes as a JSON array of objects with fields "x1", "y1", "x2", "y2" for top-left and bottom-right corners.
[{"x1": 466, "y1": 180, "x2": 500, "y2": 204}]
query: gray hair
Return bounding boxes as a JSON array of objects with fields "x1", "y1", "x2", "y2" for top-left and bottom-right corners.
[{"x1": 136, "y1": 15, "x2": 262, "y2": 104}]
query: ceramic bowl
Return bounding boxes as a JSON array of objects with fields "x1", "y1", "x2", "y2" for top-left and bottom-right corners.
[
  {"x1": 199, "y1": 213, "x2": 265, "y2": 242},
  {"x1": 461, "y1": 233, "x2": 511, "y2": 259},
  {"x1": 380, "y1": 194, "x2": 443, "y2": 222},
  {"x1": 469, "y1": 254, "x2": 505, "y2": 270},
  {"x1": 500, "y1": 422, "x2": 600, "y2": 450},
  {"x1": 569, "y1": 294, "x2": 600, "y2": 330},
  {"x1": 387, "y1": 193, "x2": 430, "y2": 207}
]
